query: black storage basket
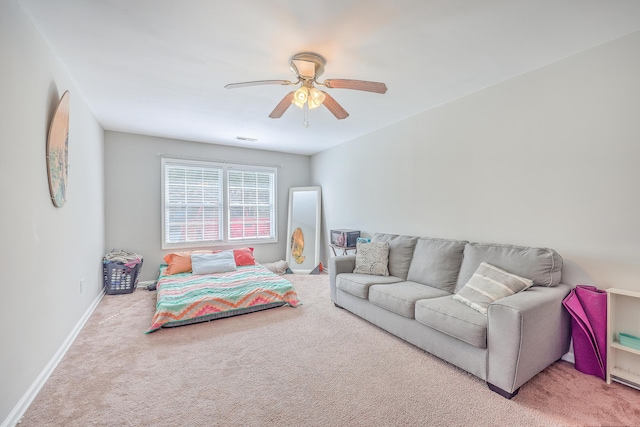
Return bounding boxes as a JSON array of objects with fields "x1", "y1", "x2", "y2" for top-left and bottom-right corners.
[{"x1": 103, "y1": 259, "x2": 143, "y2": 295}]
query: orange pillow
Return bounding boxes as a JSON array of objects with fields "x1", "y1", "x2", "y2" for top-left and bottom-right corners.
[
  {"x1": 163, "y1": 252, "x2": 194, "y2": 275},
  {"x1": 233, "y1": 247, "x2": 256, "y2": 266}
]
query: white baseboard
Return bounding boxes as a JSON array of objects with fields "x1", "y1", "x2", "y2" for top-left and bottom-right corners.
[
  {"x1": 137, "y1": 280, "x2": 156, "y2": 289},
  {"x1": 2, "y1": 291, "x2": 105, "y2": 427},
  {"x1": 561, "y1": 351, "x2": 575, "y2": 364}
]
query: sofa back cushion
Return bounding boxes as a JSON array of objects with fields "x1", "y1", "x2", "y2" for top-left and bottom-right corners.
[
  {"x1": 455, "y1": 242, "x2": 563, "y2": 291},
  {"x1": 372, "y1": 233, "x2": 418, "y2": 280},
  {"x1": 406, "y1": 237, "x2": 467, "y2": 293}
]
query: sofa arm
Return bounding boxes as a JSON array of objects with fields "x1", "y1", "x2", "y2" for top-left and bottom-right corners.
[
  {"x1": 329, "y1": 255, "x2": 356, "y2": 303},
  {"x1": 486, "y1": 282, "x2": 572, "y2": 395}
]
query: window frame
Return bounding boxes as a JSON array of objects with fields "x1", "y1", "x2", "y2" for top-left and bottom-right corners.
[{"x1": 161, "y1": 157, "x2": 278, "y2": 250}]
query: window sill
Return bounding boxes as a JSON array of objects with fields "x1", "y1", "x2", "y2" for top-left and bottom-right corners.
[{"x1": 162, "y1": 238, "x2": 278, "y2": 251}]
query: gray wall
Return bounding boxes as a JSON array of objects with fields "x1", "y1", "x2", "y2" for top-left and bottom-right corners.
[
  {"x1": 0, "y1": 0, "x2": 106, "y2": 423},
  {"x1": 104, "y1": 131, "x2": 311, "y2": 281},
  {"x1": 312, "y1": 30, "x2": 640, "y2": 291}
]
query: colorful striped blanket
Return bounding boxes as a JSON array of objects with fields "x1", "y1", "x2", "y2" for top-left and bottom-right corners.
[{"x1": 146, "y1": 264, "x2": 300, "y2": 333}]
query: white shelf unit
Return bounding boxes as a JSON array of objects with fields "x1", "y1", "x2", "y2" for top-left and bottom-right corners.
[{"x1": 607, "y1": 287, "x2": 640, "y2": 390}]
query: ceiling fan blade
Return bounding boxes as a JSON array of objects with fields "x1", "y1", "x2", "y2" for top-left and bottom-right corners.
[
  {"x1": 225, "y1": 79, "x2": 294, "y2": 89},
  {"x1": 323, "y1": 79, "x2": 387, "y2": 94},
  {"x1": 269, "y1": 92, "x2": 295, "y2": 118},
  {"x1": 322, "y1": 92, "x2": 349, "y2": 120}
]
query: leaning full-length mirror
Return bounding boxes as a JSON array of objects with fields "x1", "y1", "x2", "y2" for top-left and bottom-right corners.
[{"x1": 286, "y1": 186, "x2": 321, "y2": 274}]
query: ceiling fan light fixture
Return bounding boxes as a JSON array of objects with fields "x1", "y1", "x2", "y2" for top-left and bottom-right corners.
[
  {"x1": 308, "y1": 87, "x2": 326, "y2": 109},
  {"x1": 292, "y1": 86, "x2": 309, "y2": 108},
  {"x1": 307, "y1": 99, "x2": 322, "y2": 109}
]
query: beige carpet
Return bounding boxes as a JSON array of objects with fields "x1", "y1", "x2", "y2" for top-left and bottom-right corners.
[{"x1": 20, "y1": 273, "x2": 640, "y2": 426}]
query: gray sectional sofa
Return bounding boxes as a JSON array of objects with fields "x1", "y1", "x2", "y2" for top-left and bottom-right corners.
[{"x1": 329, "y1": 233, "x2": 572, "y2": 398}]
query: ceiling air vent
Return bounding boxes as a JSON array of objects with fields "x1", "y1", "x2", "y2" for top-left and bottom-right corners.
[{"x1": 235, "y1": 136, "x2": 258, "y2": 142}]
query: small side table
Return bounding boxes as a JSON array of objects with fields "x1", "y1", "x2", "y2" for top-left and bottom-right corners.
[{"x1": 330, "y1": 245, "x2": 357, "y2": 256}]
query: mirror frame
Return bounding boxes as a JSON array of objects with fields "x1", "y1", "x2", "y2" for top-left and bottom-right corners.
[{"x1": 285, "y1": 186, "x2": 322, "y2": 274}]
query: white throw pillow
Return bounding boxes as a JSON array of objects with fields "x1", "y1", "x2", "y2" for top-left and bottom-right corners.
[
  {"x1": 191, "y1": 251, "x2": 237, "y2": 275},
  {"x1": 353, "y1": 241, "x2": 390, "y2": 276},
  {"x1": 453, "y1": 262, "x2": 533, "y2": 315}
]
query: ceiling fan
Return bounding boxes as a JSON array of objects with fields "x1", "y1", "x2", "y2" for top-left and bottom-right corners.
[{"x1": 225, "y1": 52, "x2": 387, "y2": 123}]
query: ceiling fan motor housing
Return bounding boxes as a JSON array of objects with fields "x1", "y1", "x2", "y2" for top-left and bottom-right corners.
[{"x1": 290, "y1": 52, "x2": 326, "y2": 79}]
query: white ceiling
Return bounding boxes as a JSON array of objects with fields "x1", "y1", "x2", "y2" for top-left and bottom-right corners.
[{"x1": 19, "y1": 0, "x2": 640, "y2": 155}]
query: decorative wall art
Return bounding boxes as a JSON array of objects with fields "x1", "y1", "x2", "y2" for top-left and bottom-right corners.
[
  {"x1": 46, "y1": 90, "x2": 69, "y2": 207},
  {"x1": 291, "y1": 227, "x2": 306, "y2": 264}
]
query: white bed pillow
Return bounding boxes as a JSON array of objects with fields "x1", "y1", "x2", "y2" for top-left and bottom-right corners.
[{"x1": 191, "y1": 251, "x2": 237, "y2": 275}]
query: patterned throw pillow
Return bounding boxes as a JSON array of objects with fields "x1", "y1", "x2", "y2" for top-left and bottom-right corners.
[
  {"x1": 353, "y1": 241, "x2": 390, "y2": 276},
  {"x1": 453, "y1": 262, "x2": 533, "y2": 315}
]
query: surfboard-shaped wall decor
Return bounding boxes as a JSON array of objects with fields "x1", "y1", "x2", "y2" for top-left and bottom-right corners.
[{"x1": 46, "y1": 91, "x2": 69, "y2": 207}]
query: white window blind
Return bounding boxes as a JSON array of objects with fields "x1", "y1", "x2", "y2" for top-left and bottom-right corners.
[
  {"x1": 163, "y1": 160, "x2": 223, "y2": 246},
  {"x1": 162, "y1": 158, "x2": 277, "y2": 249},
  {"x1": 228, "y1": 168, "x2": 276, "y2": 241}
]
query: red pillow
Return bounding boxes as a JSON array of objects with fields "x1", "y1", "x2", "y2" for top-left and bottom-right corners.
[{"x1": 233, "y1": 247, "x2": 256, "y2": 266}]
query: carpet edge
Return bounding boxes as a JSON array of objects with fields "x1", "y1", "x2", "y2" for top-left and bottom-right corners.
[{"x1": 1, "y1": 290, "x2": 105, "y2": 427}]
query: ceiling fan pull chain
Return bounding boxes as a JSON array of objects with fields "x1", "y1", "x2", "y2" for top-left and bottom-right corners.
[{"x1": 303, "y1": 102, "x2": 310, "y2": 128}]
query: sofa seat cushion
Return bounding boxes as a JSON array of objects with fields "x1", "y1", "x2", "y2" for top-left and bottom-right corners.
[
  {"x1": 369, "y1": 281, "x2": 450, "y2": 319},
  {"x1": 415, "y1": 296, "x2": 488, "y2": 348},
  {"x1": 407, "y1": 237, "x2": 467, "y2": 293},
  {"x1": 336, "y1": 273, "x2": 403, "y2": 299}
]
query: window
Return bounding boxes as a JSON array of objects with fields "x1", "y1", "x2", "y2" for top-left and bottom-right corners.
[{"x1": 162, "y1": 158, "x2": 277, "y2": 249}]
